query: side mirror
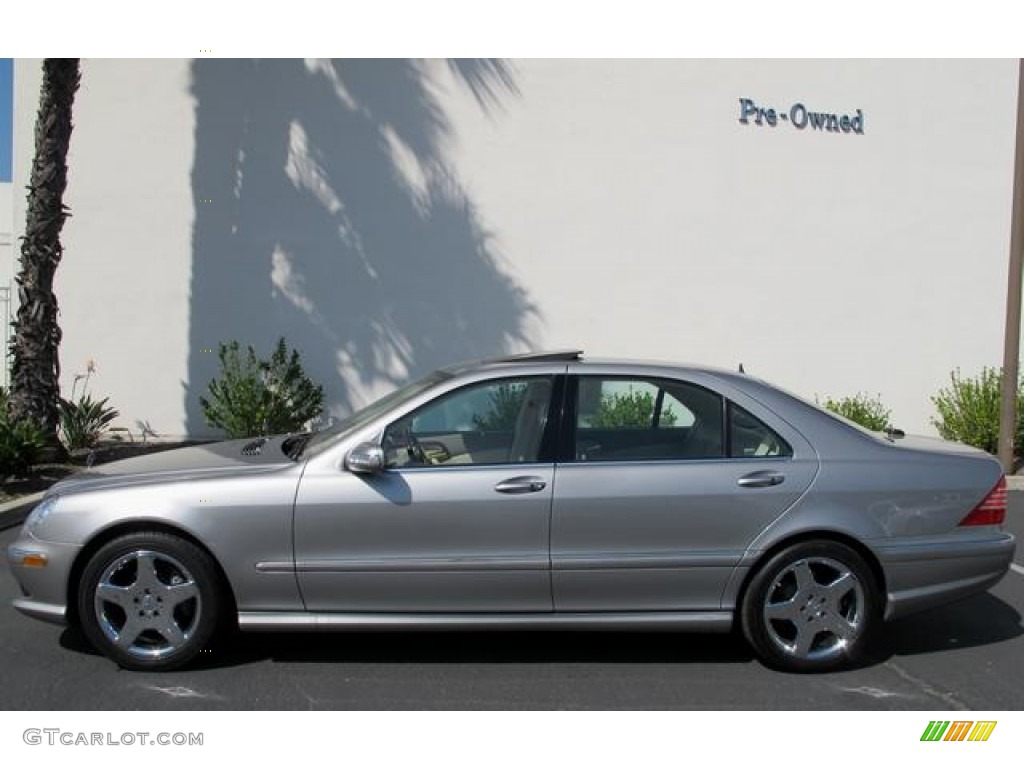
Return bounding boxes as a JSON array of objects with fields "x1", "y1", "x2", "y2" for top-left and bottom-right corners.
[{"x1": 345, "y1": 442, "x2": 385, "y2": 474}]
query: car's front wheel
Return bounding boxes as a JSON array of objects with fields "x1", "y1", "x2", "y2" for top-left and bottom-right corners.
[
  {"x1": 77, "y1": 531, "x2": 222, "y2": 671},
  {"x1": 740, "y1": 540, "x2": 880, "y2": 673}
]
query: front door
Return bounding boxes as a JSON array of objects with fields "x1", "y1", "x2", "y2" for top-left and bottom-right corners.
[{"x1": 294, "y1": 375, "x2": 559, "y2": 612}]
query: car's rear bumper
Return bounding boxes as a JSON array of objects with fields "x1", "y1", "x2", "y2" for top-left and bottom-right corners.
[{"x1": 874, "y1": 531, "x2": 1016, "y2": 620}]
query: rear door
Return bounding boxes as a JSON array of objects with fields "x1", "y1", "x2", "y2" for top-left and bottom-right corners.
[{"x1": 550, "y1": 370, "x2": 818, "y2": 611}]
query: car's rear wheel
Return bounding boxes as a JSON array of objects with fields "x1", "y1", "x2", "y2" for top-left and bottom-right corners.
[
  {"x1": 740, "y1": 540, "x2": 879, "y2": 672},
  {"x1": 77, "y1": 531, "x2": 221, "y2": 671}
]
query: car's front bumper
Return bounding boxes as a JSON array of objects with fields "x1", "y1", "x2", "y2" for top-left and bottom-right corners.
[
  {"x1": 875, "y1": 531, "x2": 1016, "y2": 620},
  {"x1": 11, "y1": 597, "x2": 67, "y2": 625},
  {"x1": 7, "y1": 537, "x2": 80, "y2": 627}
]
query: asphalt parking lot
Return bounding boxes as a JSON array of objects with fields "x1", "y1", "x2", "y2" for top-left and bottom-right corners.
[{"x1": 1, "y1": 496, "x2": 1022, "y2": 710}]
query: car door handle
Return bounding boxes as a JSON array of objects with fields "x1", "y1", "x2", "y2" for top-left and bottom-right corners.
[
  {"x1": 737, "y1": 470, "x2": 785, "y2": 488},
  {"x1": 494, "y1": 476, "x2": 547, "y2": 494}
]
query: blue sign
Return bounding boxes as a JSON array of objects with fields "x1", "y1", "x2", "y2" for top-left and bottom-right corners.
[
  {"x1": 738, "y1": 97, "x2": 864, "y2": 135},
  {"x1": 0, "y1": 59, "x2": 11, "y2": 181}
]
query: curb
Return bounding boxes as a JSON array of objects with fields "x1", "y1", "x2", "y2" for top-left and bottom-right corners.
[
  {"x1": 1008, "y1": 476, "x2": 1024, "y2": 492},
  {"x1": 0, "y1": 492, "x2": 45, "y2": 532}
]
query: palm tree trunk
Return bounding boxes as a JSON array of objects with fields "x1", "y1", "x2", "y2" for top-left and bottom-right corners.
[{"x1": 8, "y1": 59, "x2": 80, "y2": 449}]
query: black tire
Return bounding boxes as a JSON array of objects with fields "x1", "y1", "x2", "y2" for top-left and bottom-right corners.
[
  {"x1": 77, "y1": 531, "x2": 222, "y2": 671},
  {"x1": 740, "y1": 540, "x2": 880, "y2": 673}
]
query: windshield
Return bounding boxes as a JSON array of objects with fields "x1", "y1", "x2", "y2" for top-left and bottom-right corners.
[{"x1": 299, "y1": 370, "x2": 453, "y2": 457}]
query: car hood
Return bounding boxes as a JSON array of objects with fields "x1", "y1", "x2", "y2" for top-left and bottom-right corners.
[{"x1": 49, "y1": 437, "x2": 296, "y2": 495}]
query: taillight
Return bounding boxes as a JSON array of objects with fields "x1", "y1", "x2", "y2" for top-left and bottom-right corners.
[{"x1": 959, "y1": 476, "x2": 1007, "y2": 526}]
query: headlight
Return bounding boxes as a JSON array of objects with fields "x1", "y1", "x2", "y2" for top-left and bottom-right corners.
[{"x1": 23, "y1": 495, "x2": 59, "y2": 537}]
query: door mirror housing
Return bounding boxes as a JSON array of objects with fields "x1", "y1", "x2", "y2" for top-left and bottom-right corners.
[{"x1": 346, "y1": 442, "x2": 385, "y2": 474}]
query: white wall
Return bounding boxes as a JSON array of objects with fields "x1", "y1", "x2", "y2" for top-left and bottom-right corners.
[
  {"x1": 0, "y1": 181, "x2": 11, "y2": 271},
  {"x1": 0, "y1": 183, "x2": 11, "y2": 238},
  {"x1": 13, "y1": 59, "x2": 195, "y2": 438},
  {"x1": 10, "y1": 59, "x2": 1021, "y2": 438},
  {"x1": 434, "y1": 59, "x2": 1019, "y2": 436}
]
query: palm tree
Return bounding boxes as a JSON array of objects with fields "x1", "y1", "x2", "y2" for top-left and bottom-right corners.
[{"x1": 8, "y1": 59, "x2": 80, "y2": 449}]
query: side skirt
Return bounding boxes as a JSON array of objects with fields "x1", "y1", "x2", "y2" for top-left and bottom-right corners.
[{"x1": 238, "y1": 611, "x2": 734, "y2": 632}]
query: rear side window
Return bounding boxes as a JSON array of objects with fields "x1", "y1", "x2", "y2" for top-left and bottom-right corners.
[
  {"x1": 573, "y1": 377, "x2": 724, "y2": 461},
  {"x1": 728, "y1": 402, "x2": 792, "y2": 458}
]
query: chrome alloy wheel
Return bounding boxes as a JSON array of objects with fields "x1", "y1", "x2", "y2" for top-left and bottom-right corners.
[
  {"x1": 761, "y1": 556, "x2": 865, "y2": 662},
  {"x1": 93, "y1": 549, "x2": 201, "y2": 661}
]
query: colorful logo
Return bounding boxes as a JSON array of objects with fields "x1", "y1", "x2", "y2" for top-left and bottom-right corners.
[{"x1": 921, "y1": 721, "x2": 997, "y2": 742}]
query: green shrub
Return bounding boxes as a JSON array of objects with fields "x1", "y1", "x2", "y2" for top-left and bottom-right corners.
[
  {"x1": 200, "y1": 338, "x2": 325, "y2": 439},
  {"x1": 591, "y1": 389, "x2": 678, "y2": 428},
  {"x1": 473, "y1": 383, "x2": 527, "y2": 432},
  {"x1": 931, "y1": 367, "x2": 1024, "y2": 455},
  {"x1": 0, "y1": 388, "x2": 48, "y2": 478},
  {"x1": 820, "y1": 393, "x2": 892, "y2": 431},
  {"x1": 58, "y1": 394, "x2": 120, "y2": 450}
]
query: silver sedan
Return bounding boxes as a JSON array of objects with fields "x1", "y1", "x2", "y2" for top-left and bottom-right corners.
[{"x1": 7, "y1": 351, "x2": 1016, "y2": 672}]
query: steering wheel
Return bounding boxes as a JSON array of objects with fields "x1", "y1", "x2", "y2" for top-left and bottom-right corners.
[
  {"x1": 384, "y1": 424, "x2": 428, "y2": 466},
  {"x1": 405, "y1": 431, "x2": 429, "y2": 465}
]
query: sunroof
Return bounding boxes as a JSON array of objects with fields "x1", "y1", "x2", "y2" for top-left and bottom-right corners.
[{"x1": 492, "y1": 350, "x2": 583, "y2": 363}]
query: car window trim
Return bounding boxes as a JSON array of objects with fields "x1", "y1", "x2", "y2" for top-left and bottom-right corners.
[
  {"x1": 558, "y1": 374, "x2": 580, "y2": 463},
  {"x1": 652, "y1": 388, "x2": 666, "y2": 429},
  {"x1": 538, "y1": 373, "x2": 568, "y2": 463}
]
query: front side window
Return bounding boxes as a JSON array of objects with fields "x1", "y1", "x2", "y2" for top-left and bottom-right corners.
[
  {"x1": 383, "y1": 376, "x2": 554, "y2": 467},
  {"x1": 302, "y1": 370, "x2": 453, "y2": 457},
  {"x1": 573, "y1": 377, "x2": 724, "y2": 461}
]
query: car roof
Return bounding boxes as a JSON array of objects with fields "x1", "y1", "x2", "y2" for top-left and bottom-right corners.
[{"x1": 445, "y1": 349, "x2": 739, "y2": 379}]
